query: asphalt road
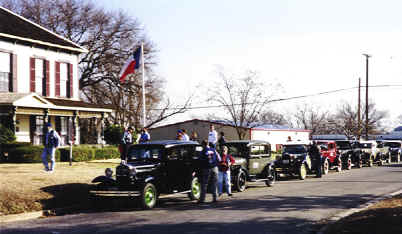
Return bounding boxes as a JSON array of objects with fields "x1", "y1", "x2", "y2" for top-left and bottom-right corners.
[{"x1": 1, "y1": 164, "x2": 402, "y2": 234}]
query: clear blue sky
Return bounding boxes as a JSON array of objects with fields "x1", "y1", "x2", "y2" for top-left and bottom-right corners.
[{"x1": 98, "y1": 0, "x2": 402, "y2": 127}]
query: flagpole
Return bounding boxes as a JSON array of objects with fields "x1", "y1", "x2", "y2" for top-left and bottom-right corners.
[{"x1": 141, "y1": 42, "x2": 146, "y2": 127}]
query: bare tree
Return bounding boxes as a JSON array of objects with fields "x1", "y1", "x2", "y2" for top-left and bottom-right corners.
[
  {"x1": 293, "y1": 104, "x2": 329, "y2": 135},
  {"x1": 259, "y1": 110, "x2": 291, "y2": 126},
  {"x1": 207, "y1": 67, "x2": 280, "y2": 139}
]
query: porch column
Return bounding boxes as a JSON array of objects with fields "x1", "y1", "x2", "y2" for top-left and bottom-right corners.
[
  {"x1": 72, "y1": 111, "x2": 78, "y2": 145},
  {"x1": 101, "y1": 112, "x2": 105, "y2": 145},
  {"x1": 9, "y1": 106, "x2": 17, "y2": 133}
]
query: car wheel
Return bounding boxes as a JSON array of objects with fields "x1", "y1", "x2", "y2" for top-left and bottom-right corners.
[
  {"x1": 299, "y1": 163, "x2": 307, "y2": 180},
  {"x1": 141, "y1": 183, "x2": 157, "y2": 209},
  {"x1": 336, "y1": 158, "x2": 342, "y2": 172},
  {"x1": 234, "y1": 170, "x2": 247, "y2": 192},
  {"x1": 346, "y1": 158, "x2": 352, "y2": 170},
  {"x1": 368, "y1": 156, "x2": 373, "y2": 167},
  {"x1": 188, "y1": 176, "x2": 201, "y2": 200},
  {"x1": 322, "y1": 159, "x2": 329, "y2": 175},
  {"x1": 265, "y1": 167, "x2": 276, "y2": 187}
]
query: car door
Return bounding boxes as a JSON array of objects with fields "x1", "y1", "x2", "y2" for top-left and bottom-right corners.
[
  {"x1": 166, "y1": 146, "x2": 193, "y2": 191},
  {"x1": 248, "y1": 144, "x2": 270, "y2": 176}
]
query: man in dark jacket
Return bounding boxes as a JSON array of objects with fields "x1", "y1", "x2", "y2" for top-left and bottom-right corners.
[
  {"x1": 198, "y1": 140, "x2": 221, "y2": 203},
  {"x1": 309, "y1": 141, "x2": 322, "y2": 178}
]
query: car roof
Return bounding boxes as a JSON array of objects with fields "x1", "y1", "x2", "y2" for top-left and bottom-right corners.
[
  {"x1": 384, "y1": 140, "x2": 402, "y2": 143},
  {"x1": 224, "y1": 140, "x2": 270, "y2": 146},
  {"x1": 315, "y1": 140, "x2": 336, "y2": 143},
  {"x1": 132, "y1": 140, "x2": 200, "y2": 148},
  {"x1": 283, "y1": 143, "x2": 306, "y2": 147}
]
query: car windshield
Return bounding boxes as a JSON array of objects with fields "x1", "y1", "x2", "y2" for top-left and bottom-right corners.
[
  {"x1": 359, "y1": 143, "x2": 372, "y2": 148},
  {"x1": 384, "y1": 142, "x2": 401, "y2": 148},
  {"x1": 223, "y1": 143, "x2": 248, "y2": 158},
  {"x1": 336, "y1": 141, "x2": 351, "y2": 149},
  {"x1": 283, "y1": 145, "x2": 306, "y2": 154},
  {"x1": 127, "y1": 145, "x2": 163, "y2": 161}
]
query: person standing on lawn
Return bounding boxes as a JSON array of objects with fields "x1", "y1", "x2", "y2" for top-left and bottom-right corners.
[
  {"x1": 139, "y1": 128, "x2": 150, "y2": 143},
  {"x1": 218, "y1": 146, "x2": 235, "y2": 197},
  {"x1": 120, "y1": 126, "x2": 133, "y2": 161},
  {"x1": 198, "y1": 140, "x2": 221, "y2": 203},
  {"x1": 41, "y1": 122, "x2": 61, "y2": 173}
]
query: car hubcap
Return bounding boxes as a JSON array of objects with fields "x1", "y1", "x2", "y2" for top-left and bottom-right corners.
[
  {"x1": 192, "y1": 179, "x2": 201, "y2": 197},
  {"x1": 145, "y1": 188, "x2": 155, "y2": 206}
]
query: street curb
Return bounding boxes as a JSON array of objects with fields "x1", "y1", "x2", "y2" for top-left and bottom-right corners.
[
  {"x1": 0, "y1": 205, "x2": 80, "y2": 224},
  {"x1": 316, "y1": 188, "x2": 402, "y2": 234}
]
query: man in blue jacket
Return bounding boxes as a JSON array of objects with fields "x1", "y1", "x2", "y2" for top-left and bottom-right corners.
[
  {"x1": 41, "y1": 122, "x2": 60, "y2": 173},
  {"x1": 198, "y1": 140, "x2": 221, "y2": 203}
]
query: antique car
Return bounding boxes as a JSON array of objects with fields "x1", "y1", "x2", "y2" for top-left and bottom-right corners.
[
  {"x1": 350, "y1": 140, "x2": 364, "y2": 168},
  {"x1": 384, "y1": 140, "x2": 402, "y2": 163},
  {"x1": 90, "y1": 140, "x2": 203, "y2": 209},
  {"x1": 375, "y1": 141, "x2": 391, "y2": 165},
  {"x1": 275, "y1": 143, "x2": 323, "y2": 180},
  {"x1": 221, "y1": 140, "x2": 276, "y2": 192},
  {"x1": 335, "y1": 140, "x2": 354, "y2": 170},
  {"x1": 359, "y1": 140, "x2": 389, "y2": 166},
  {"x1": 316, "y1": 140, "x2": 341, "y2": 173}
]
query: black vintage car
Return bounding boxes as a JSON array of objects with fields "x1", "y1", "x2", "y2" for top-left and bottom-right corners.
[
  {"x1": 275, "y1": 143, "x2": 323, "y2": 180},
  {"x1": 90, "y1": 140, "x2": 203, "y2": 209},
  {"x1": 335, "y1": 140, "x2": 354, "y2": 170},
  {"x1": 221, "y1": 140, "x2": 276, "y2": 192}
]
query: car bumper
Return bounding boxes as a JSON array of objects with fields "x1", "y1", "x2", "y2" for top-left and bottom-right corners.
[{"x1": 89, "y1": 189, "x2": 141, "y2": 197}]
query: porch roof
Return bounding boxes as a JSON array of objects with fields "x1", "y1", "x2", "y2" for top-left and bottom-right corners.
[{"x1": 0, "y1": 93, "x2": 113, "y2": 113}]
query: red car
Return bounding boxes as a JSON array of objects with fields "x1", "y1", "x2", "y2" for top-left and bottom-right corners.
[{"x1": 316, "y1": 140, "x2": 342, "y2": 173}]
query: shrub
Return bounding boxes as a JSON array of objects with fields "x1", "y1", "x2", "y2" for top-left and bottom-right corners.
[
  {"x1": 104, "y1": 125, "x2": 124, "y2": 145},
  {"x1": 94, "y1": 146, "x2": 120, "y2": 160},
  {"x1": 7, "y1": 145, "x2": 61, "y2": 163},
  {"x1": 59, "y1": 146, "x2": 95, "y2": 162},
  {"x1": 0, "y1": 124, "x2": 16, "y2": 144}
]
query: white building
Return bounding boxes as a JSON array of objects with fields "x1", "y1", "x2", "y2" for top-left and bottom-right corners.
[
  {"x1": 149, "y1": 119, "x2": 311, "y2": 151},
  {"x1": 0, "y1": 6, "x2": 113, "y2": 145}
]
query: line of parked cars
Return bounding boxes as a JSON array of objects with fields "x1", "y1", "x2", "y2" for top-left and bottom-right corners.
[{"x1": 90, "y1": 138, "x2": 402, "y2": 209}]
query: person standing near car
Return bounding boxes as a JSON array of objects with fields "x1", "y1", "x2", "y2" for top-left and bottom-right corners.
[
  {"x1": 120, "y1": 126, "x2": 133, "y2": 161},
  {"x1": 139, "y1": 128, "x2": 150, "y2": 143},
  {"x1": 309, "y1": 141, "x2": 322, "y2": 178},
  {"x1": 218, "y1": 131, "x2": 226, "y2": 151},
  {"x1": 198, "y1": 140, "x2": 221, "y2": 203},
  {"x1": 218, "y1": 146, "x2": 235, "y2": 197},
  {"x1": 208, "y1": 125, "x2": 218, "y2": 148},
  {"x1": 41, "y1": 122, "x2": 61, "y2": 173}
]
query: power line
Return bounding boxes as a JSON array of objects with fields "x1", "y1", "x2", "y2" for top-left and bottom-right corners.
[{"x1": 149, "y1": 84, "x2": 402, "y2": 111}]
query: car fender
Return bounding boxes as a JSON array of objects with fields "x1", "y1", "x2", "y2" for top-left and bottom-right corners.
[
  {"x1": 92, "y1": 176, "x2": 116, "y2": 184},
  {"x1": 144, "y1": 176, "x2": 155, "y2": 183}
]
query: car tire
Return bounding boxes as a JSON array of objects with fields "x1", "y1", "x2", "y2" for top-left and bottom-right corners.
[
  {"x1": 188, "y1": 176, "x2": 201, "y2": 200},
  {"x1": 357, "y1": 155, "x2": 363, "y2": 168},
  {"x1": 141, "y1": 183, "x2": 157, "y2": 209},
  {"x1": 368, "y1": 156, "x2": 373, "y2": 167},
  {"x1": 322, "y1": 158, "x2": 329, "y2": 175},
  {"x1": 336, "y1": 158, "x2": 342, "y2": 172},
  {"x1": 234, "y1": 170, "x2": 247, "y2": 192},
  {"x1": 265, "y1": 167, "x2": 276, "y2": 187},
  {"x1": 346, "y1": 158, "x2": 352, "y2": 170},
  {"x1": 299, "y1": 163, "x2": 307, "y2": 180}
]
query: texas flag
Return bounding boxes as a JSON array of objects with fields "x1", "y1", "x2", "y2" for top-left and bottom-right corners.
[{"x1": 119, "y1": 47, "x2": 141, "y2": 83}]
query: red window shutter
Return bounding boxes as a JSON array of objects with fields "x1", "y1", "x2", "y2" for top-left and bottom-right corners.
[
  {"x1": 55, "y1": 62, "x2": 60, "y2": 96},
  {"x1": 11, "y1": 54, "x2": 17, "y2": 92},
  {"x1": 68, "y1": 63, "x2": 73, "y2": 98},
  {"x1": 45, "y1": 60, "x2": 50, "y2": 96},
  {"x1": 30, "y1": 57, "x2": 35, "y2": 92}
]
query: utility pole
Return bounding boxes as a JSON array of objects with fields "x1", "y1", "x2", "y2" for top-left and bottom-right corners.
[
  {"x1": 357, "y1": 78, "x2": 361, "y2": 140},
  {"x1": 362, "y1": 54, "x2": 371, "y2": 140}
]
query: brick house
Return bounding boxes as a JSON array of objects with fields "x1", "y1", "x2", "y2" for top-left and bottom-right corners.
[{"x1": 0, "y1": 6, "x2": 113, "y2": 145}]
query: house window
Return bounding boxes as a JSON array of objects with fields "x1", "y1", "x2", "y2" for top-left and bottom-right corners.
[
  {"x1": 0, "y1": 52, "x2": 10, "y2": 92},
  {"x1": 59, "y1": 63, "x2": 68, "y2": 97},
  {"x1": 35, "y1": 59, "x2": 45, "y2": 95},
  {"x1": 34, "y1": 116, "x2": 44, "y2": 145}
]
